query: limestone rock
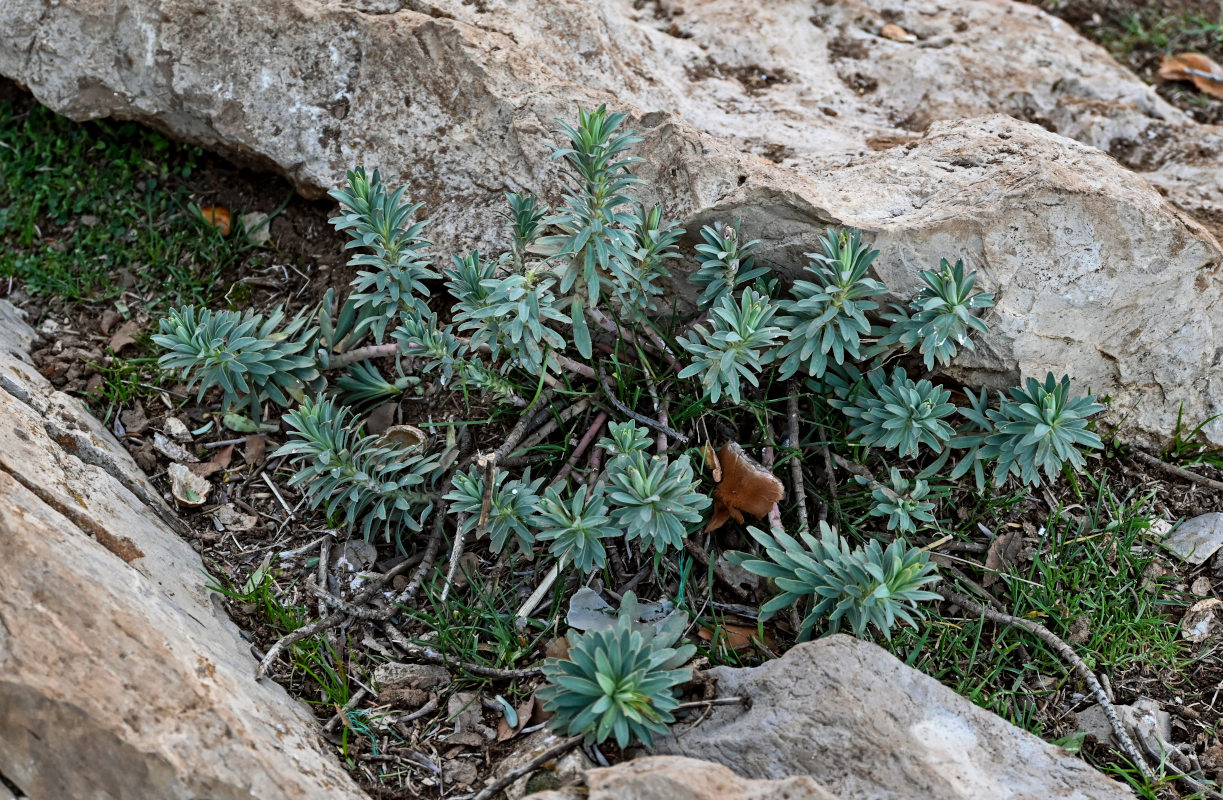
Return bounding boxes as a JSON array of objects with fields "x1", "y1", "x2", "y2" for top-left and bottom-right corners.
[
  {"x1": 2, "y1": 0, "x2": 1222, "y2": 445},
  {"x1": 651, "y1": 635, "x2": 1132, "y2": 800},
  {"x1": 0, "y1": 300, "x2": 363, "y2": 800},
  {"x1": 523, "y1": 755, "x2": 839, "y2": 800}
]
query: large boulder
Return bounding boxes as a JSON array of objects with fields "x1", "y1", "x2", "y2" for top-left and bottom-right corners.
[
  {"x1": 648, "y1": 635, "x2": 1132, "y2": 800},
  {"x1": 0, "y1": 300, "x2": 364, "y2": 800},
  {"x1": 2, "y1": 0, "x2": 1221, "y2": 444},
  {"x1": 524, "y1": 755, "x2": 841, "y2": 800}
]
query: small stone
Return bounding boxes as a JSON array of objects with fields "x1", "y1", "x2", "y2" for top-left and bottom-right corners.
[
  {"x1": 1181, "y1": 598, "x2": 1222, "y2": 643},
  {"x1": 163, "y1": 416, "x2": 192, "y2": 442},
  {"x1": 374, "y1": 662, "x2": 451, "y2": 694},
  {"x1": 239, "y1": 211, "x2": 273, "y2": 246},
  {"x1": 1162, "y1": 513, "x2": 1223, "y2": 565}
]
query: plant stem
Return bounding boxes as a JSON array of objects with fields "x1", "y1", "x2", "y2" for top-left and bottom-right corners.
[
  {"x1": 597, "y1": 361, "x2": 689, "y2": 445},
  {"x1": 550, "y1": 411, "x2": 607, "y2": 487},
  {"x1": 787, "y1": 385, "x2": 810, "y2": 537},
  {"x1": 327, "y1": 342, "x2": 400, "y2": 369}
]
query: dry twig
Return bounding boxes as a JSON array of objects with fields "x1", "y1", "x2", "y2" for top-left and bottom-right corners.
[
  {"x1": 383, "y1": 624, "x2": 542, "y2": 679},
  {"x1": 1131, "y1": 448, "x2": 1223, "y2": 493},
  {"x1": 938, "y1": 587, "x2": 1151, "y2": 779},
  {"x1": 550, "y1": 410, "x2": 608, "y2": 487},
  {"x1": 786, "y1": 386, "x2": 810, "y2": 537},
  {"x1": 460, "y1": 734, "x2": 585, "y2": 800},
  {"x1": 255, "y1": 502, "x2": 449, "y2": 680},
  {"x1": 597, "y1": 362, "x2": 688, "y2": 444}
]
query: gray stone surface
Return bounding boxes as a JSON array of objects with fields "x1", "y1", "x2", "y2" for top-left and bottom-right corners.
[
  {"x1": 2, "y1": 0, "x2": 1221, "y2": 445},
  {"x1": 0, "y1": 299, "x2": 364, "y2": 800},
  {"x1": 524, "y1": 756, "x2": 840, "y2": 800},
  {"x1": 1161, "y1": 512, "x2": 1223, "y2": 565},
  {"x1": 651, "y1": 635, "x2": 1132, "y2": 800}
]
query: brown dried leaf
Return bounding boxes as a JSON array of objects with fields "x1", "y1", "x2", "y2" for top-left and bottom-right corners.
[
  {"x1": 544, "y1": 636, "x2": 570, "y2": 661},
  {"x1": 698, "y1": 621, "x2": 773, "y2": 651},
  {"x1": 982, "y1": 528, "x2": 1023, "y2": 587},
  {"x1": 199, "y1": 205, "x2": 232, "y2": 236},
  {"x1": 702, "y1": 441, "x2": 722, "y2": 483},
  {"x1": 187, "y1": 443, "x2": 233, "y2": 477},
  {"x1": 244, "y1": 434, "x2": 267, "y2": 465},
  {"x1": 1158, "y1": 53, "x2": 1223, "y2": 98},
  {"x1": 495, "y1": 695, "x2": 536, "y2": 742},
  {"x1": 108, "y1": 319, "x2": 142, "y2": 353},
  {"x1": 705, "y1": 442, "x2": 784, "y2": 533}
]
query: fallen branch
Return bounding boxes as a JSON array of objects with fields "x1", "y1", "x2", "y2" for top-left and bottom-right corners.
[
  {"x1": 786, "y1": 385, "x2": 810, "y2": 537},
  {"x1": 506, "y1": 399, "x2": 592, "y2": 462},
  {"x1": 383, "y1": 624, "x2": 542, "y2": 679},
  {"x1": 550, "y1": 410, "x2": 608, "y2": 487},
  {"x1": 256, "y1": 501, "x2": 449, "y2": 680},
  {"x1": 938, "y1": 587, "x2": 1151, "y2": 779},
  {"x1": 1131, "y1": 449, "x2": 1223, "y2": 493},
  {"x1": 597, "y1": 361, "x2": 689, "y2": 445},
  {"x1": 460, "y1": 734, "x2": 585, "y2": 800}
]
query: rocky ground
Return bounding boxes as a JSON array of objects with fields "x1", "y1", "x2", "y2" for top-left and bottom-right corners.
[{"x1": 4, "y1": 0, "x2": 1223, "y2": 798}]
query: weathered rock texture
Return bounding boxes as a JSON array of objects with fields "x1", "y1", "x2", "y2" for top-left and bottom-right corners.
[
  {"x1": 0, "y1": 300, "x2": 363, "y2": 799},
  {"x1": 524, "y1": 756, "x2": 840, "y2": 800},
  {"x1": 648, "y1": 635, "x2": 1131, "y2": 799},
  {"x1": 2, "y1": 0, "x2": 1222, "y2": 443}
]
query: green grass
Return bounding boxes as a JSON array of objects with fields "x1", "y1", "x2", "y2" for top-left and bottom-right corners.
[
  {"x1": 207, "y1": 566, "x2": 353, "y2": 710},
  {"x1": 885, "y1": 475, "x2": 1189, "y2": 788},
  {"x1": 0, "y1": 100, "x2": 268, "y2": 307},
  {"x1": 1107, "y1": 7, "x2": 1223, "y2": 56}
]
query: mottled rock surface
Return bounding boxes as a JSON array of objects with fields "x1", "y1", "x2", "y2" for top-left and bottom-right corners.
[
  {"x1": 649, "y1": 635, "x2": 1132, "y2": 800},
  {"x1": 0, "y1": 300, "x2": 363, "y2": 800},
  {"x1": 524, "y1": 755, "x2": 840, "y2": 800},
  {"x1": 1, "y1": 0, "x2": 1221, "y2": 444}
]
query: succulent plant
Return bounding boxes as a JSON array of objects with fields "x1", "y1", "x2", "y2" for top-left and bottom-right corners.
[
  {"x1": 726, "y1": 523, "x2": 940, "y2": 640},
  {"x1": 444, "y1": 467, "x2": 544, "y2": 558},
  {"x1": 874, "y1": 257, "x2": 995, "y2": 370},
  {"x1": 534, "y1": 484, "x2": 620, "y2": 574},
  {"x1": 982, "y1": 372, "x2": 1105, "y2": 487},
  {"x1": 775, "y1": 228, "x2": 887, "y2": 380},
  {"x1": 539, "y1": 591, "x2": 695, "y2": 748},
  {"x1": 276, "y1": 395, "x2": 442, "y2": 547},
  {"x1": 863, "y1": 468, "x2": 938, "y2": 533},
  {"x1": 154, "y1": 305, "x2": 322, "y2": 418},
  {"x1": 689, "y1": 220, "x2": 767, "y2": 309},
  {"x1": 330, "y1": 167, "x2": 437, "y2": 342},
  {"x1": 832, "y1": 367, "x2": 956, "y2": 458},
  {"x1": 678, "y1": 287, "x2": 783, "y2": 404},
  {"x1": 605, "y1": 452, "x2": 710, "y2": 553}
]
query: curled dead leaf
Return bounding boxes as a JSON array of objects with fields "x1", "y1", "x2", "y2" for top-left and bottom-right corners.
[
  {"x1": 107, "y1": 319, "x2": 142, "y2": 353},
  {"x1": 198, "y1": 205, "x2": 232, "y2": 236},
  {"x1": 1158, "y1": 53, "x2": 1223, "y2": 98},
  {"x1": 705, "y1": 442, "x2": 784, "y2": 533},
  {"x1": 982, "y1": 528, "x2": 1024, "y2": 587},
  {"x1": 381, "y1": 424, "x2": 427, "y2": 454},
  {"x1": 702, "y1": 441, "x2": 723, "y2": 483},
  {"x1": 168, "y1": 462, "x2": 211, "y2": 508}
]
